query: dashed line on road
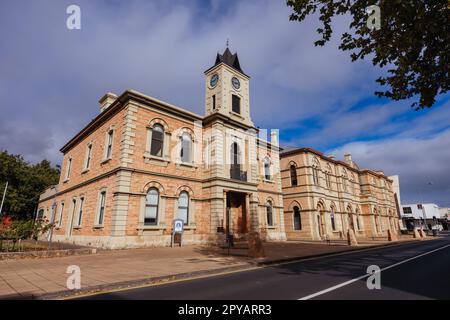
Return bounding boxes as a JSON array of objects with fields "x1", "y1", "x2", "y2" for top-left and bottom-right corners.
[{"x1": 298, "y1": 243, "x2": 450, "y2": 300}]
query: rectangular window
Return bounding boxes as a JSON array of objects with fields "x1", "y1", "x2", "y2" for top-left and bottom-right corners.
[
  {"x1": 58, "y1": 202, "x2": 64, "y2": 227},
  {"x1": 232, "y1": 95, "x2": 240, "y2": 114},
  {"x1": 97, "y1": 191, "x2": 106, "y2": 225},
  {"x1": 77, "y1": 197, "x2": 84, "y2": 226},
  {"x1": 85, "y1": 144, "x2": 92, "y2": 170},
  {"x1": 212, "y1": 95, "x2": 216, "y2": 110},
  {"x1": 105, "y1": 130, "x2": 113, "y2": 159},
  {"x1": 65, "y1": 158, "x2": 72, "y2": 181},
  {"x1": 403, "y1": 207, "x2": 412, "y2": 214}
]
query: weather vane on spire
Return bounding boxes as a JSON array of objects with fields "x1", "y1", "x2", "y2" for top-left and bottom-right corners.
[{"x1": 226, "y1": 38, "x2": 229, "y2": 48}]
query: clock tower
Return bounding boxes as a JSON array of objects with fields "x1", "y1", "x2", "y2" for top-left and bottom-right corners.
[{"x1": 204, "y1": 48, "x2": 254, "y2": 127}]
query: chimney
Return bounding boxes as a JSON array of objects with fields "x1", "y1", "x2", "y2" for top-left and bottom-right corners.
[
  {"x1": 344, "y1": 153, "x2": 353, "y2": 166},
  {"x1": 270, "y1": 129, "x2": 279, "y2": 147},
  {"x1": 99, "y1": 92, "x2": 118, "y2": 113}
]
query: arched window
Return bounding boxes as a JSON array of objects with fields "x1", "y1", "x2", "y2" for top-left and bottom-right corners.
[
  {"x1": 293, "y1": 206, "x2": 301, "y2": 230},
  {"x1": 324, "y1": 165, "x2": 331, "y2": 189},
  {"x1": 145, "y1": 188, "x2": 159, "y2": 225},
  {"x1": 177, "y1": 191, "x2": 189, "y2": 225},
  {"x1": 264, "y1": 158, "x2": 271, "y2": 180},
  {"x1": 330, "y1": 207, "x2": 336, "y2": 231},
  {"x1": 350, "y1": 173, "x2": 356, "y2": 195},
  {"x1": 150, "y1": 124, "x2": 164, "y2": 157},
  {"x1": 180, "y1": 133, "x2": 192, "y2": 163},
  {"x1": 342, "y1": 169, "x2": 348, "y2": 192},
  {"x1": 312, "y1": 158, "x2": 320, "y2": 186},
  {"x1": 290, "y1": 165, "x2": 298, "y2": 186},
  {"x1": 266, "y1": 201, "x2": 273, "y2": 226}
]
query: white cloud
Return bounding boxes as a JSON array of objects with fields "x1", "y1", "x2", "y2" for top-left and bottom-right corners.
[{"x1": 329, "y1": 129, "x2": 450, "y2": 206}]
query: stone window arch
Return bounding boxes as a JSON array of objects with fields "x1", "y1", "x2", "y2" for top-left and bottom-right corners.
[{"x1": 146, "y1": 118, "x2": 171, "y2": 159}]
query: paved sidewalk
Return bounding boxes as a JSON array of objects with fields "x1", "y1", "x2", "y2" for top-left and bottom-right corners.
[{"x1": 0, "y1": 239, "x2": 419, "y2": 299}]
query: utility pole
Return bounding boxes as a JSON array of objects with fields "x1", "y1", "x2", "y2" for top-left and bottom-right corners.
[{"x1": 0, "y1": 181, "x2": 8, "y2": 216}]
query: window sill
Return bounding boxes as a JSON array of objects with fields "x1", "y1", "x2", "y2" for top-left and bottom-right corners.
[
  {"x1": 230, "y1": 111, "x2": 244, "y2": 119},
  {"x1": 263, "y1": 179, "x2": 274, "y2": 184},
  {"x1": 63, "y1": 179, "x2": 70, "y2": 183},
  {"x1": 266, "y1": 226, "x2": 276, "y2": 230},
  {"x1": 176, "y1": 161, "x2": 198, "y2": 169},
  {"x1": 73, "y1": 226, "x2": 82, "y2": 230},
  {"x1": 143, "y1": 153, "x2": 170, "y2": 163},
  {"x1": 137, "y1": 224, "x2": 166, "y2": 231},
  {"x1": 81, "y1": 168, "x2": 90, "y2": 174},
  {"x1": 101, "y1": 157, "x2": 112, "y2": 165},
  {"x1": 93, "y1": 225, "x2": 104, "y2": 229}
]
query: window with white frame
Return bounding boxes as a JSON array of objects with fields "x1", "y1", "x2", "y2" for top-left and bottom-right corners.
[
  {"x1": 145, "y1": 188, "x2": 159, "y2": 225},
  {"x1": 177, "y1": 191, "x2": 189, "y2": 225},
  {"x1": 84, "y1": 143, "x2": 93, "y2": 170},
  {"x1": 105, "y1": 129, "x2": 114, "y2": 159},
  {"x1": 180, "y1": 133, "x2": 192, "y2": 163},
  {"x1": 57, "y1": 202, "x2": 64, "y2": 227},
  {"x1": 64, "y1": 158, "x2": 72, "y2": 181},
  {"x1": 77, "y1": 197, "x2": 84, "y2": 227},
  {"x1": 150, "y1": 124, "x2": 164, "y2": 157},
  {"x1": 97, "y1": 191, "x2": 106, "y2": 225}
]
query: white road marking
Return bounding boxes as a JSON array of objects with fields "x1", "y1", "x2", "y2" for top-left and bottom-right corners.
[{"x1": 298, "y1": 243, "x2": 450, "y2": 300}]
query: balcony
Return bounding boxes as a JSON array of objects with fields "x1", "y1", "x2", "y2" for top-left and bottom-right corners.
[{"x1": 230, "y1": 165, "x2": 247, "y2": 182}]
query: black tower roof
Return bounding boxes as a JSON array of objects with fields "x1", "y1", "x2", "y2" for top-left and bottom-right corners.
[{"x1": 208, "y1": 48, "x2": 249, "y2": 77}]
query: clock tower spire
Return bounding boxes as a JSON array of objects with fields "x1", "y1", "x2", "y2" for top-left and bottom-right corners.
[{"x1": 204, "y1": 48, "x2": 253, "y2": 127}]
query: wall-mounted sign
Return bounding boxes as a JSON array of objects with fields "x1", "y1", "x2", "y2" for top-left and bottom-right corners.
[
  {"x1": 171, "y1": 219, "x2": 184, "y2": 247},
  {"x1": 173, "y1": 219, "x2": 184, "y2": 233}
]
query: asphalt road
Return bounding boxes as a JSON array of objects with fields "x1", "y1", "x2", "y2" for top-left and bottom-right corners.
[{"x1": 76, "y1": 234, "x2": 450, "y2": 300}]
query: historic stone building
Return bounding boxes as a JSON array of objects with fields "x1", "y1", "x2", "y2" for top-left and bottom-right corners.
[
  {"x1": 280, "y1": 148, "x2": 400, "y2": 241},
  {"x1": 38, "y1": 48, "x2": 286, "y2": 248},
  {"x1": 38, "y1": 48, "x2": 401, "y2": 248}
]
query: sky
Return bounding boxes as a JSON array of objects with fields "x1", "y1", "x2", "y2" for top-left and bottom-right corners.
[{"x1": 0, "y1": 0, "x2": 449, "y2": 206}]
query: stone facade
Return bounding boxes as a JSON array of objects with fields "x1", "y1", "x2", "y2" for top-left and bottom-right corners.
[
  {"x1": 38, "y1": 49, "x2": 400, "y2": 249},
  {"x1": 280, "y1": 148, "x2": 400, "y2": 241},
  {"x1": 38, "y1": 49, "x2": 286, "y2": 249}
]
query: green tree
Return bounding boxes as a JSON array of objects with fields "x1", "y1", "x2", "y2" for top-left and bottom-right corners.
[
  {"x1": 287, "y1": 0, "x2": 449, "y2": 109},
  {"x1": 0, "y1": 151, "x2": 60, "y2": 219}
]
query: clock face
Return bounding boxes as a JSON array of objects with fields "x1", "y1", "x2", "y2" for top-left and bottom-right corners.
[
  {"x1": 231, "y1": 77, "x2": 240, "y2": 90},
  {"x1": 210, "y1": 74, "x2": 219, "y2": 88}
]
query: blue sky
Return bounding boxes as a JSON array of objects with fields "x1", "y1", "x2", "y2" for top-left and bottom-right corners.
[{"x1": 0, "y1": 0, "x2": 449, "y2": 206}]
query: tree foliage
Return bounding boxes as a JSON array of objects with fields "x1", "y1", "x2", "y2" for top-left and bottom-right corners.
[
  {"x1": 287, "y1": 0, "x2": 449, "y2": 109},
  {"x1": 0, "y1": 151, "x2": 60, "y2": 219}
]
